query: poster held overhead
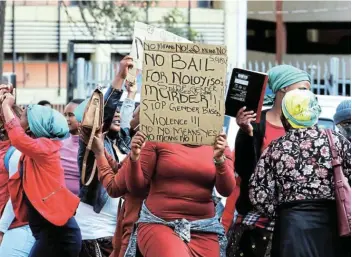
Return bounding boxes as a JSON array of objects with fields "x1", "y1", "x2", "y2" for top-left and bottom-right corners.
[
  {"x1": 140, "y1": 40, "x2": 227, "y2": 145},
  {"x1": 126, "y1": 22, "x2": 191, "y2": 84},
  {"x1": 225, "y1": 68, "x2": 268, "y2": 123}
]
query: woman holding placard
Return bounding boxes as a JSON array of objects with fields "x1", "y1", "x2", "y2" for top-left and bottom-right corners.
[{"x1": 115, "y1": 131, "x2": 236, "y2": 257}]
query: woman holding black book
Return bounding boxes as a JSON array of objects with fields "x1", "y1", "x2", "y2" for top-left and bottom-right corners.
[{"x1": 226, "y1": 65, "x2": 311, "y2": 257}]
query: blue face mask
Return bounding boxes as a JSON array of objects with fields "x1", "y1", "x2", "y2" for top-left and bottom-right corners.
[{"x1": 337, "y1": 121, "x2": 351, "y2": 142}]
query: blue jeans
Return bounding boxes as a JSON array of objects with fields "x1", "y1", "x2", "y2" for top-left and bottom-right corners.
[{"x1": 0, "y1": 225, "x2": 35, "y2": 257}]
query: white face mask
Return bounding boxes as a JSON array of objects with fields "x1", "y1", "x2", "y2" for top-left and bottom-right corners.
[{"x1": 337, "y1": 122, "x2": 351, "y2": 142}]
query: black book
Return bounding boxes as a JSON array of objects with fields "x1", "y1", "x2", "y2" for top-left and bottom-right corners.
[{"x1": 225, "y1": 68, "x2": 268, "y2": 123}]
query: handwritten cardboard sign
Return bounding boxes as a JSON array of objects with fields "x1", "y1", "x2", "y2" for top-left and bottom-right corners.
[
  {"x1": 126, "y1": 22, "x2": 191, "y2": 83},
  {"x1": 140, "y1": 40, "x2": 228, "y2": 145}
]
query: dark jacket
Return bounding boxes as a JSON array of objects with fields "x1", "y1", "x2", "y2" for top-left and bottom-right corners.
[
  {"x1": 78, "y1": 87, "x2": 131, "y2": 213},
  {"x1": 235, "y1": 110, "x2": 268, "y2": 215}
]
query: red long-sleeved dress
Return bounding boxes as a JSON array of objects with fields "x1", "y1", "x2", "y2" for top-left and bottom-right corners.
[
  {"x1": 96, "y1": 151, "x2": 146, "y2": 257},
  {"x1": 123, "y1": 142, "x2": 236, "y2": 257}
]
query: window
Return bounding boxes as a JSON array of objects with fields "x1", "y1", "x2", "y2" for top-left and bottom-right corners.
[
  {"x1": 25, "y1": 53, "x2": 47, "y2": 61},
  {"x1": 247, "y1": 29, "x2": 255, "y2": 36},
  {"x1": 247, "y1": 20, "x2": 351, "y2": 55},
  {"x1": 75, "y1": 53, "x2": 91, "y2": 60},
  {"x1": 111, "y1": 52, "x2": 126, "y2": 62},
  {"x1": 48, "y1": 53, "x2": 67, "y2": 62},
  {"x1": 4, "y1": 53, "x2": 13, "y2": 61},
  {"x1": 286, "y1": 22, "x2": 351, "y2": 54},
  {"x1": 198, "y1": 0, "x2": 213, "y2": 8},
  {"x1": 265, "y1": 29, "x2": 275, "y2": 38},
  {"x1": 70, "y1": 0, "x2": 89, "y2": 6},
  {"x1": 247, "y1": 19, "x2": 276, "y2": 53}
]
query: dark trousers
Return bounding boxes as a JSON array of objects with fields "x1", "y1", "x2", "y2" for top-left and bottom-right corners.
[
  {"x1": 28, "y1": 217, "x2": 82, "y2": 257},
  {"x1": 79, "y1": 237, "x2": 113, "y2": 257},
  {"x1": 25, "y1": 196, "x2": 81, "y2": 257},
  {"x1": 226, "y1": 224, "x2": 272, "y2": 257}
]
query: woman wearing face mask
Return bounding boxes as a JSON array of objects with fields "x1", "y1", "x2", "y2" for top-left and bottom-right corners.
[
  {"x1": 0, "y1": 91, "x2": 81, "y2": 257},
  {"x1": 249, "y1": 89, "x2": 351, "y2": 257},
  {"x1": 334, "y1": 100, "x2": 351, "y2": 142},
  {"x1": 226, "y1": 65, "x2": 311, "y2": 257}
]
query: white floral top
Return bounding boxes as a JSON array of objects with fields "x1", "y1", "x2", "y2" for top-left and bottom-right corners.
[{"x1": 249, "y1": 127, "x2": 351, "y2": 218}]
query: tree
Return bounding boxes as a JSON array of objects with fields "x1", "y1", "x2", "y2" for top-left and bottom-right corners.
[
  {"x1": 0, "y1": 0, "x2": 6, "y2": 82},
  {"x1": 64, "y1": 0, "x2": 151, "y2": 39},
  {"x1": 160, "y1": 8, "x2": 202, "y2": 42},
  {"x1": 65, "y1": 1, "x2": 201, "y2": 41}
]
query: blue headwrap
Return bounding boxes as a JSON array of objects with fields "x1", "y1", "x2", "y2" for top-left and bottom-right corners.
[
  {"x1": 268, "y1": 65, "x2": 311, "y2": 93},
  {"x1": 334, "y1": 100, "x2": 351, "y2": 125},
  {"x1": 27, "y1": 105, "x2": 69, "y2": 140},
  {"x1": 74, "y1": 99, "x2": 89, "y2": 123}
]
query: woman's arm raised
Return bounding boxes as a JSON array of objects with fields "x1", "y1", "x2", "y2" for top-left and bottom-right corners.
[
  {"x1": 213, "y1": 133, "x2": 236, "y2": 197},
  {"x1": 1, "y1": 94, "x2": 51, "y2": 159},
  {"x1": 125, "y1": 132, "x2": 157, "y2": 194}
]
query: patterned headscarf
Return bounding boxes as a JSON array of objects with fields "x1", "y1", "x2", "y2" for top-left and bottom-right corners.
[
  {"x1": 282, "y1": 89, "x2": 321, "y2": 129},
  {"x1": 27, "y1": 105, "x2": 69, "y2": 140},
  {"x1": 268, "y1": 65, "x2": 311, "y2": 93}
]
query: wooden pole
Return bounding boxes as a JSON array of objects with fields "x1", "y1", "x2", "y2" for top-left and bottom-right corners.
[
  {"x1": 0, "y1": 1, "x2": 6, "y2": 82},
  {"x1": 275, "y1": 0, "x2": 285, "y2": 64}
]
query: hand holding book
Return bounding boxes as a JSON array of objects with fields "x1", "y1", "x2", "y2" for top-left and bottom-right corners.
[{"x1": 236, "y1": 107, "x2": 257, "y2": 136}]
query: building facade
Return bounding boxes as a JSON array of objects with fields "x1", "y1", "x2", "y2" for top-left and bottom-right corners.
[{"x1": 2, "y1": 0, "x2": 350, "y2": 104}]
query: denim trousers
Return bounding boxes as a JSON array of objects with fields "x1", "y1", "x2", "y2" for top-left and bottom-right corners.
[{"x1": 0, "y1": 225, "x2": 35, "y2": 257}]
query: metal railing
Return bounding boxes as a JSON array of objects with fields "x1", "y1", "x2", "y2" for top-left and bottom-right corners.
[
  {"x1": 239, "y1": 57, "x2": 350, "y2": 96},
  {"x1": 75, "y1": 57, "x2": 351, "y2": 100}
]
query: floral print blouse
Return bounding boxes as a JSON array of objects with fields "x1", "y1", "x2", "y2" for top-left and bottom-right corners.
[{"x1": 249, "y1": 126, "x2": 351, "y2": 219}]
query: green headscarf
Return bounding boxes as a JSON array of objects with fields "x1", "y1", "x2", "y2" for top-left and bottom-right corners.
[
  {"x1": 27, "y1": 105, "x2": 69, "y2": 140},
  {"x1": 73, "y1": 99, "x2": 89, "y2": 123},
  {"x1": 282, "y1": 89, "x2": 321, "y2": 129},
  {"x1": 268, "y1": 65, "x2": 311, "y2": 93}
]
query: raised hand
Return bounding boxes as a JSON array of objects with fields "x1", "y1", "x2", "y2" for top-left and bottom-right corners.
[
  {"x1": 125, "y1": 80, "x2": 137, "y2": 94},
  {"x1": 236, "y1": 107, "x2": 256, "y2": 136},
  {"x1": 0, "y1": 91, "x2": 15, "y2": 108},
  {"x1": 130, "y1": 131, "x2": 146, "y2": 161},
  {"x1": 214, "y1": 132, "x2": 227, "y2": 162},
  {"x1": 112, "y1": 56, "x2": 134, "y2": 90},
  {"x1": 92, "y1": 128, "x2": 105, "y2": 157}
]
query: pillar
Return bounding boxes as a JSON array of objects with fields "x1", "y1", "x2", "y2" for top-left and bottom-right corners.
[{"x1": 222, "y1": 0, "x2": 247, "y2": 69}]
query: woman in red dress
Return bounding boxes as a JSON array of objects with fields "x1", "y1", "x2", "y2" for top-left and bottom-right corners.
[{"x1": 122, "y1": 131, "x2": 236, "y2": 257}]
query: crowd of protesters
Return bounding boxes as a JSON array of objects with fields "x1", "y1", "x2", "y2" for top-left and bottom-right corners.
[{"x1": 0, "y1": 56, "x2": 350, "y2": 257}]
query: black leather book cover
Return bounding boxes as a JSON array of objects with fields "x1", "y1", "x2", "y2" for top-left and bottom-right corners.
[{"x1": 225, "y1": 68, "x2": 268, "y2": 123}]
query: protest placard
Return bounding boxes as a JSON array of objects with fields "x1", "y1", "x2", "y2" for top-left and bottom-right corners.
[
  {"x1": 140, "y1": 40, "x2": 227, "y2": 145},
  {"x1": 126, "y1": 22, "x2": 191, "y2": 84}
]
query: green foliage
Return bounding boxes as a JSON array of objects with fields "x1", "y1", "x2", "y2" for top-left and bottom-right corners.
[
  {"x1": 160, "y1": 8, "x2": 202, "y2": 42},
  {"x1": 69, "y1": 1, "x2": 201, "y2": 41},
  {"x1": 73, "y1": 0, "x2": 147, "y2": 38}
]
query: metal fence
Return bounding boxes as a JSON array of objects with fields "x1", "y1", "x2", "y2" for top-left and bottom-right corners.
[
  {"x1": 74, "y1": 56, "x2": 351, "y2": 100},
  {"x1": 242, "y1": 57, "x2": 351, "y2": 96}
]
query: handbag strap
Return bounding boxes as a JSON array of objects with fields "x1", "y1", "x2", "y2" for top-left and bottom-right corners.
[
  {"x1": 325, "y1": 129, "x2": 344, "y2": 186},
  {"x1": 81, "y1": 102, "x2": 100, "y2": 186}
]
